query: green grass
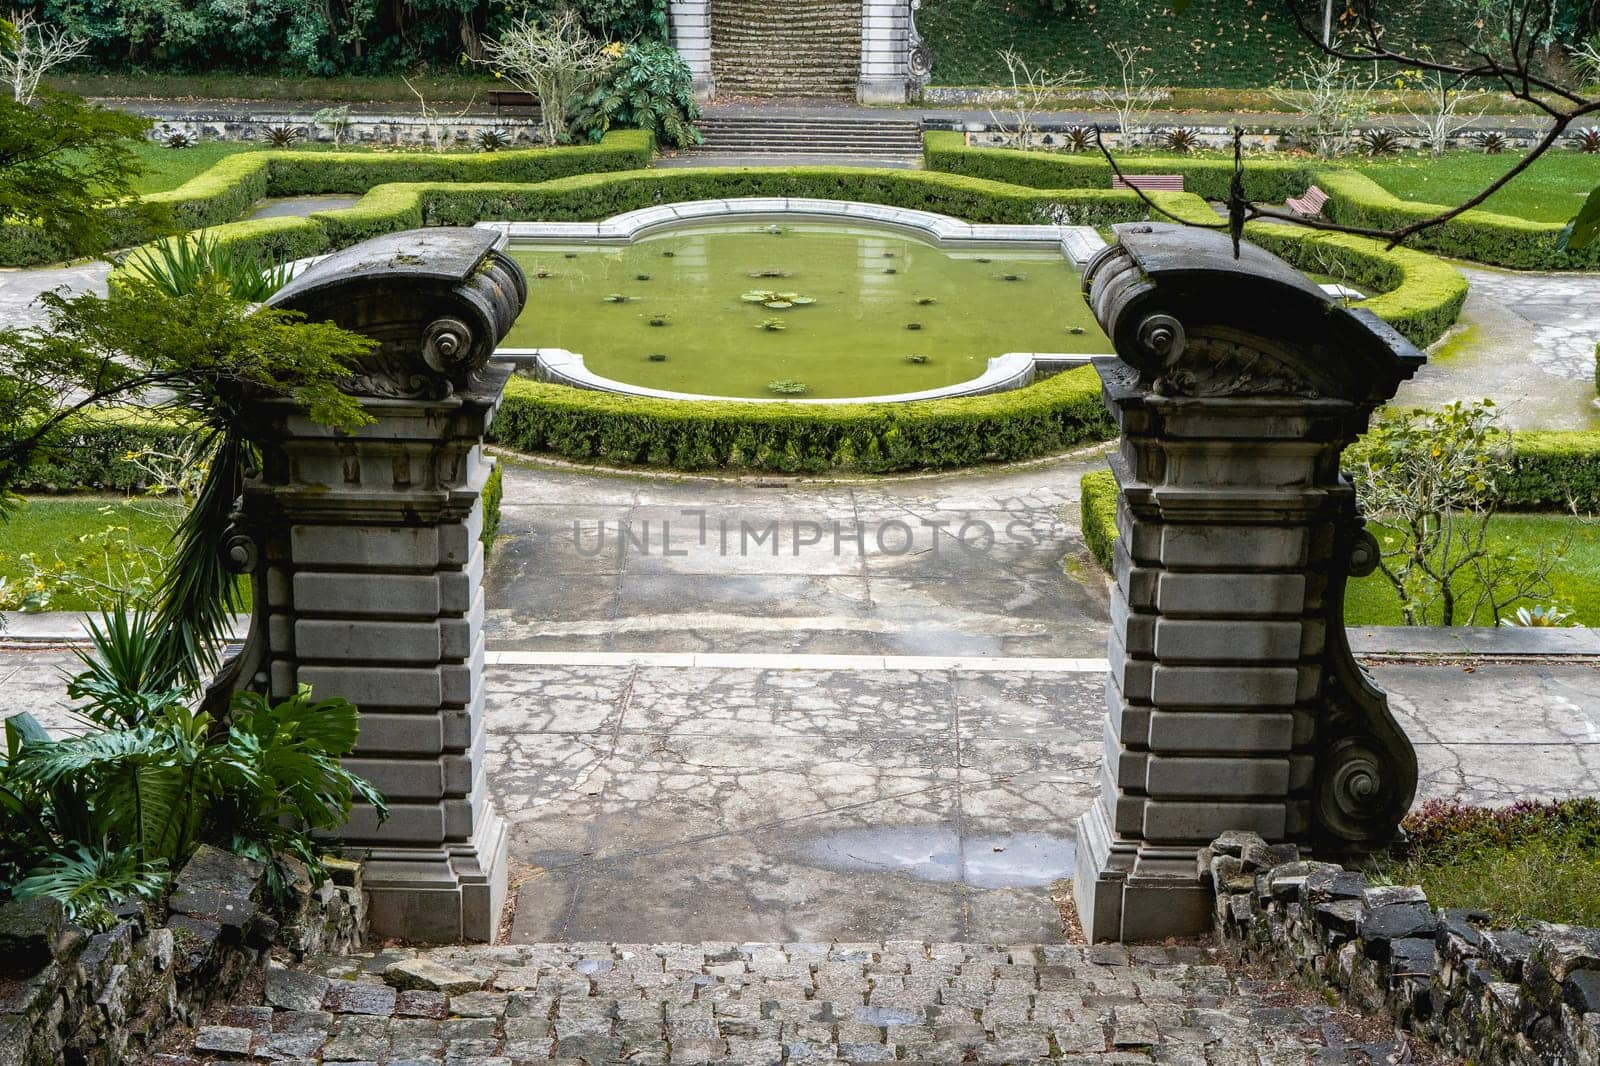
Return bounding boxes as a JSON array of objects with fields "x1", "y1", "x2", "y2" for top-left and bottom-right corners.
[
  {"x1": 1373, "y1": 799, "x2": 1600, "y2": 927},
  {"x1": 0, "y1": 496, "x2": 246, "y2": 613},
  {"x1": 128, "y1": 141, "x2": 265, "y2": 194},
  {"x1": 1344, "y1": 151, "x2": 1599, "y2": 224},
  {"x1": 1345, "y1": 513, "x2": 1600, "y2": 626}
]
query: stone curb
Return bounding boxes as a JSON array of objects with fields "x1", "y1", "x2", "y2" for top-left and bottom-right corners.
[{"x1": 1208, "y1": 830, "x2": 1600, "y2": 1065}]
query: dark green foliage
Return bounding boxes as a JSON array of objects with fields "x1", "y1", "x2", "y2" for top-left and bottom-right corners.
[
  {"x1": 1314, "y1": 168, "x2": 1600, "y2": 270},
  {"x1": 0, "y1": 130, "x2": 653, "y2": 267},
  {"x1": 1570, "y1": 127, "x2": 1600, "y2": 153},
  {"x1": 1080, "y1": 468, "x2": 1118, "y2": 572},
  {"x1": 1360, "y1": 128, "x2": 1403, "y2": 157},
  {"x1": 917, "y1": 0, "x2": 1490, "y2": 87},
  {"x1": 1374, "y1": 798, "x2": 1600, "y2": 927},
  {"x1": 3, "y1": 412, "x2": 193, "y2": 493},
  {"x1": 1498, "y1": 431, "x2": 1600, "y2": 511},
  {"x1": 264, "y1": 125, "x2": 302, "y2": 147},
  {"x1": 125, "y1": 229, "x2": 293, "y2": 302},
  {"x1": 490, "y1": 366, "x2": 1115, "y2": 474},
  {"x1": 0, "y1": 612, "x2": 383, "y2": 926},
  {"x1": 922, "y1": 131, "x2": 1311, "y2": 202},
  {"x1": 481, "y1": 460, "x2": 503, "y2": 556},
  {"x1": 0, "y1": 91, "x2": 154, "y2": 265},
  {"x1": 476, "y1": 129, "x2": 512, "y2": 152},
  {"x1": 572, "y1": 41, "x2": 700, "y2": 148}
]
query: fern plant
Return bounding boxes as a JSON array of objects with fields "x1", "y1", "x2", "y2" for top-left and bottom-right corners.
[
  {"x1": 571, "y1": 40, "x2": 702, "y2": 148},
  {"x1": 0, "y1": 609, "x2": 385, "y2": 926}
]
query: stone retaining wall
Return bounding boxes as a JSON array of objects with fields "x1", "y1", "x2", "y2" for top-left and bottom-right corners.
[
  {"x1": 0, "y1": 846, "x2": 366, "y2": 1066},
  {"x1": 1208, "y1": 831, "x2": 1600, "y2": 1065},
  {"x1": 148, "y1": 112, "x2": 545, "y2": 148}
]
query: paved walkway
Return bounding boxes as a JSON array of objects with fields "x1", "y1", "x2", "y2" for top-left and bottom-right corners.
[
  {"x1": 0, "y1": 260, "x2": 110, "y2": 328},
  {"x1": 155, "y1": 941, "x2": 1419, "y2": 1064},
  {"x1": 1397, "y1": 265, "x2": 1600, "y2": 431},
  {"x1": 483, "y1": 456, "x2": 1112, "y2": 658}
]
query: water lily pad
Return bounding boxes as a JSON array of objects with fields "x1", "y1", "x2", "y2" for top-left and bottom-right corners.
[
  {"x1": 916, "y1": 297, "x2": 937, "y2": 305},
  {"x1": 636, "y1": 274, "x2": 652, "y2": 281},
  {"x1": 763, "y1": 300, "x2": 795, "y2": 309},
  {"x1": 603, "y1": 293, "x2": 629, "y2": 303},
  {"x1": 748, "y1": 269, "x2": 790, "y2": 278},
  {"x1": 649, "y1": 317, "x2": 668, "y2": 327},
  {"x1": 661, "y1": 251, "x2": 676, "y2": 258},
  {"x1": 757, "y1": 319, "x2": 787, "y2": 332},
  {"x1": 647, "y1": 353, "x2": 668, "y2": 361},
  {"x1": 906, "y1": 322, "x2": 922, "y2": 331}
]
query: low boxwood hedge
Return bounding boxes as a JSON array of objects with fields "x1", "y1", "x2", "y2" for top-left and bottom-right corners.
[
  {"x1": 924, "y1": 133, "x2": 1598, "y2": 272},
  {"x1": 0, "y1": 131, "x2": 654, "y2": 268},
  {"x1": 490, "y1": 364, "x2": 1115, "y2": 474},
  {"x1": 923, "y1": 130, "x2": 1312, "y2": 203},
  {"x1": 1081, "y1": 430, "x2": 1600, "y2": 575},
  {"x1": 8, "y1": 410, "x2": 196, "y2": 493},
  {"x1": 1079, "y1": 468, "x2": 1118, "y2": 570}
]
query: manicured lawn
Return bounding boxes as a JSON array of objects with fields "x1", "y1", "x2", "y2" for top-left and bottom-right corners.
[
  {"x1": 0, "y1": 496, "x2": 186, "y2": 612},
  {"x1": 1346, "y1": 151, "x2": 1598, "y2": 223},
  {"x1": 129, "y1": 141, "x2": 264, "y2": 194},
  {"x1": 1345, "y1": 513, "x2": 1600, "y2": 626},
  {"x1": 1374, "y1": 799, "x2": 1600, "y2": 927}
]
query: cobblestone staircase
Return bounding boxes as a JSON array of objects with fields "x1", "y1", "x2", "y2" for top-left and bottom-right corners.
[
  {"x1": 161, "y1": 941, "x2": 1414, "y2": 1063},
  {"x1": 694, "y1": 114, "x2": 925, "y2": 159},
  {"x1": 711, "y1": 0, "x2": 861, "y2": 98}
]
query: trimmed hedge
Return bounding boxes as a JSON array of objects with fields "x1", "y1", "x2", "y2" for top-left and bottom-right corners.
[
  {"x1": 1079, "y1": 468, "x2": 1118, "y2": 571},
  {"x1": 1312, "y1": 169, "x2": 1600, "y2": 272},
  {"x1": 489, "y1": 364, "x2": 1115, "y2": 474},
  {"x1": 1242, "y1": 223, "x2": 1468, "y2": 349},
  {"x1": 1500, "y1": 431, "x2": 1600, "y2": 512},
  {"x1": 924, "y1": 133, "x2": 1599, "y2": 272},
  {"x1": 0, "y1": 131, "x2": 654, "y2": 268},
  {"x1": 9, "y1": 411, "x2": 196, "y2": 493},
  {"x1": 112, "y1": 164, "x2": 1210, "y2": 288},
  {"x1": 923, "y1": 131, "x2": 1312, "y2": 203},
  {"x1": 481, "y1": 459, "x2": 503, "y2": 556}
]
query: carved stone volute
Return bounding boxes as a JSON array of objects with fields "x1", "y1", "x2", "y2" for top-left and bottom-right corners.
[
  {"x1": 268, "y1": 227, "x2": 527, "y2": 401},
  {"x1": 1072, "y1": 223, "x2": 1426, "y2": 942},
  {"x1": 1082, "y1": 223, "x2": 1423, "y2": 404}
]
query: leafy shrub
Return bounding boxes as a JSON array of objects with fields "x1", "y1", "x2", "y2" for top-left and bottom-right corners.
[
  {"x1": 124, "y1": 229, "x2": 292, "y2": 301},
  {"x1": 0, "y1": 610, "x2": 384, "y2": 927},
  {"x1": 1358, "y1": 128, "x2": 1402, "y2": 156},
  {"x1": 491, "y1": 364, "x2": 1114, "y2": 473},
  {"x1": 481, "y1": 460, "x2": 503, "y2": 556},
  {"x1": 1080, "y1": 468, "x2": 1118, "y2": 571},
  {"x1": 1375, "y1": 797, "x2": 1600, "y2": 926},
  {"x1": 0, "y1": 130, "x2": 653, "y2": 268},
  {"x1": 1472, "y1": 130, "x2": 1508, "y2": 154},
  {"x1": 477, "y1": 129, "x2": 513, "y2": 152},
  {"x1": 572, "y1": 40, "x2": 700, "y2": 149},
  {"x1": 1497, "y1": 430, "x2": 1600, "y2": 511},
  {"x1": 1570, "y1": 127, "x2": 1600, "y2": 153},
  {"x1": 264, "y1": 125, "x2": 302, "y2": 147},
  {"x1": 1159, "y1": 127, "x2": 1200, "y2": 153}
]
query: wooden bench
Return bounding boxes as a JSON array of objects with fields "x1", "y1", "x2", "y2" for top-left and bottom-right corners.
[
  {"x1": 1111, "y1": 174, "x2": 1184, "y2": 192},
  {"x1": 488, "y1": 89, "x2": 538, "y2": 109},
  {"x1": 1286, "y1": 185, "x2": 1329, "y2": 218}
]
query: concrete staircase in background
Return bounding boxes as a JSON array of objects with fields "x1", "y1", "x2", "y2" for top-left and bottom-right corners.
[
  {"x1": 693, "y1": 114, "x2": 925, "y2": 159},
  {"x1": 710, "y1": 0, "x2": 862, "y2": 98}
]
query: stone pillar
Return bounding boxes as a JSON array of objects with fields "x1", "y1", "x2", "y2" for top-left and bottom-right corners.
[
  {"x1": 670, "y1": 0, "x2": 715, "y2": 102},
  {"x1": 231, "y1": 229, "x2": 525, "y2": 944},
  {"x1": 1073, "y1": 223, "x2": 1423, "y2": 943},
  {"x1": 858, "y1": 0, "x2": 923, "y2": 103}
]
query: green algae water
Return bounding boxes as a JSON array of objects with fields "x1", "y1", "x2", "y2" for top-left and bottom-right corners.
[{"x1": 504, "y1": 221, "x2": 1112, "y2": 399}]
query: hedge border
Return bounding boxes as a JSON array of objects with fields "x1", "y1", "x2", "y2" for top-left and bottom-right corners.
[
  {"x1": 0, "y1": 131, "x2": 655, "y2": 268},
  {"x1": 924, "y1": 131, "x2": 1599, "y2": 272},
  {"x1": 490, "y1": 364, "x2": 1114, "y2": 474},
  {"x1": 1081, "y1": 431, "x2": 1600, "y2": 577}
]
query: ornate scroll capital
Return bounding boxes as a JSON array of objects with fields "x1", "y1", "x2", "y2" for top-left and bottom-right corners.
[
  {"x1": 268, "y1": 228, "x2": 527, "y2": 401},
  {"x1": 1082, "y1": 223, "x2": 1424, "y2": 405},
  {"x1": 907, "y1": 0, "x2": 932, "y2": 86}
]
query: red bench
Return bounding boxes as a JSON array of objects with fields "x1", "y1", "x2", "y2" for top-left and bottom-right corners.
[
  {"x1": 1287, "y1": 185, "x2": 1329, "y2": 218},
  {"x1": 1111, "y1": 174, "x2": 1185, "y2": 192}
]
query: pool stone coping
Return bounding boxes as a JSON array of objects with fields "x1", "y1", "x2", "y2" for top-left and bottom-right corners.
[{"x1": 481, "y1": 197, "x2": 1107, "y2": 404}]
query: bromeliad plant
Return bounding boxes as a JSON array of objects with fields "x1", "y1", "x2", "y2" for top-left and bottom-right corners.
[
  {"x1": 124, "y1": 229, "x2": 294, "y2": 304},
  {"x1": 0, "y1": 608, "x2": 384, "y2": 929}
]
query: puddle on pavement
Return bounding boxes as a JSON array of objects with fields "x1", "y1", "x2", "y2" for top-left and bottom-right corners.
[{"x1": 801, "y1": 827, "x2": 1074, "y2": 888}]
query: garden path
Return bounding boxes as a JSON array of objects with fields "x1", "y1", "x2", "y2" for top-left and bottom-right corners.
[{"x1": 1396, "y1": 265, "x2": 1600, "y2": 430}]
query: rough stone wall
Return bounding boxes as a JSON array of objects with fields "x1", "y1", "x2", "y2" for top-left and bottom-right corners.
[
  {"x1": 0, "y1": 846, "x2": 366, "y2": 1066},
  {"x1": 147, "y1": 113, "x2": 546, "y2": 148},
  {"x1": 1208, "y1": 831, "x2": 1600, "y2": 1065}
]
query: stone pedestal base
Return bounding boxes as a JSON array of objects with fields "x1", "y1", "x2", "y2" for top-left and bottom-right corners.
[
  {"x1": 1073, "y1": 802, "x2": 1212, "y2": 943},
  {"x1": 857, "y1": 78, "x2": 909, "y2": 104},
  {"x1": 363, "y1": 801, "x2": 509, "y2": 944}
]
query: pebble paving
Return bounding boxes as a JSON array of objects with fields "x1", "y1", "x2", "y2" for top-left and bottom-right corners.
[{"x1": 159, "y1": 941, "x2": 1414, "y2": 1064}]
